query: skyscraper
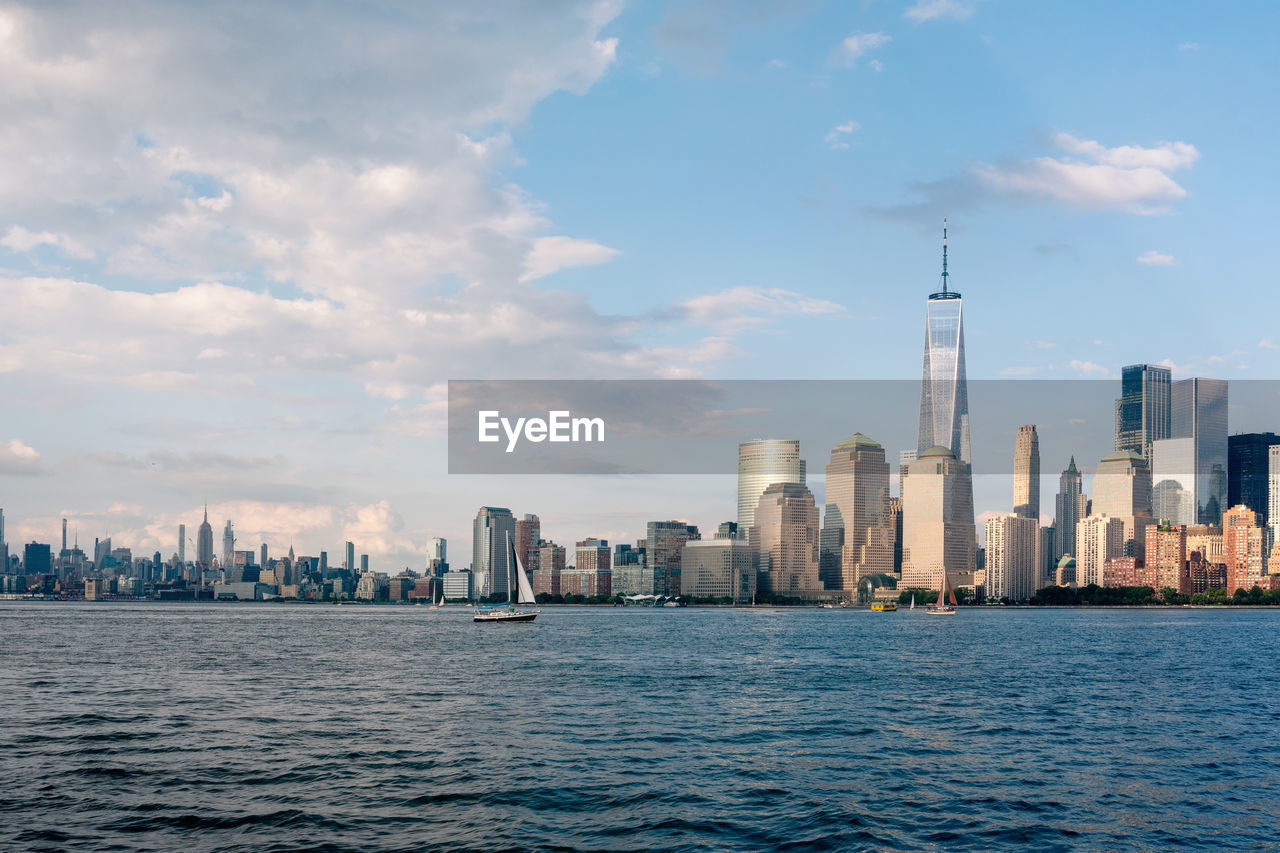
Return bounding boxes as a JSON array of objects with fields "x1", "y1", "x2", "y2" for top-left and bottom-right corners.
[
  {"x1": 646, "y1": 520, "x2": 700, "y2": 596},
  {"x1": 737, "y1": 439, "x2": 806, "y2": 532},
  {"x1": 901, "y1": 446, "x2": 975, "y2": 591},
  {"x1": 1093, "y1": 450, "x2": 1154, "y2": 560},
  {"x1": 1224, "y1": 505, "x2": 1267, "y2": 592},
  {"x1": 516, "y1": 514, "x2": 541, "y2": 571},
  {"x1": 1269, "y1": 445, "x2": 1280, "y2": 559},
  {"x1": 221, "y1": 519, "x2": 234, "y2": 572},
  {"x1": 917, "y1": 220, "x2": 971, "y2": 465},
  {"x1": 1167, "y1": 377, "x2": 1228, "y2": 526},
  {"x1": 750, "y1": 482, "x2": 821, "y2": 597},
  {"x1": 1229, "y1": 432, "x2": 1280, "y2": 523},
  {"x1": 1014, "y1": 425, "x2": 1040, "y2": 520},
  {"x1": 178, "y1": 523, "x2": 186, "y2": 565},
  {"x1": 345, "y1": 541, "x2": 355, "y2": 573},
  {"x1": 1115, "y1": 364, "x2": 1171, "y2": 461},
  {"x1": 196, "y1": 506, "x2": 214, "y2": 574},
  {"x1": 1053, "y1": 457, "x2": 1086, "y2": 559},
  {"x1": 1076, "y1": 514, "x2": 1125, "y2": 587},
  {"x1": 260, "y1": 543, "x2": 268, "y2": 570},
  {"x1": 819, "y1": 433, "x2": 892, "y2": 593},
  {"x1": 472, "y1": 506, "x2": 516, "y2": 599}
]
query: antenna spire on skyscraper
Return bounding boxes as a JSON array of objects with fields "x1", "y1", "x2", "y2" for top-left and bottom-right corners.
[{"x1": 941, "y1": 217, "x2": 949, "y2": 294}]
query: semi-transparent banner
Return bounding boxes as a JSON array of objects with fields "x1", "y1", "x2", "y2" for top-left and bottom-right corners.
[{"x1": 447, "y1": 379, "x2": 1278, "y2": 475}]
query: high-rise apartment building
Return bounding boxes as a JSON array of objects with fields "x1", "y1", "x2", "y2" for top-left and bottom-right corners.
[
  {"x1": 1052, "y1": 457, "x2": 1087, "y2": 560},
  {"x1": 646, "y1": 520, "x2": 700, "y2": 596},
  {"x1": 901, "y1": 446, "x2": 975, "y2": 591},
  {"x1": 345, "y1": 540, "x2": 355, "y2": 573},
  {"x1": 916, "y1": 221, "x2": 971, "y2": 466},
  {"x1": 1115, "y1": 363, "x2": 1171, "y2": 462},
  {"x1": 1269, "y1": 445, "x2": 1280, "y2": 559},
  {"x1": 737, "y1": 439, "x2": 806, "y2": 532},
  {"x1": 177, "y1": 523, "x2": 186, "y2": 565},
  {"x1": 751, "y1": 482, "x2": 821, "y2": 597},
  {"x1": 530, "y1": 541, "x2": 565, "y2": 597},
  {"x1": 1145, "y1": 523, "x2": 1189, "y2": 594},
  {"x1": 819, "y1": 433, "x2": 892, "y2": 593},
  {"x1": 984, "y1": 514, "x2": 1039, "y2": 602},
  {"x1": 221, "y1": 520, "x2": 235, "y2": 572},
  {"x1": 472, "y1": 506, "x2": 516, "y2": 599},
  {"x1": 516, "y1": 514, "x2": 540, "y2": 571},
  {"x1": 1228, "y1": 432, "x2": 1280, "y2": 524},
  {"x1": 1076, "y1": 514, "x2": 1125, "y2": 588},
  {"x1": 1223, "y1": 505, "x2": 1267, "y2": 593},
  {"x1": 1013, "y1": 425, "x2": 1040, "y2": 521}
]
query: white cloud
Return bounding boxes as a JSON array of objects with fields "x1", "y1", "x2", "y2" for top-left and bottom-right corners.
[
  {"x1": 1, "y1": 225, "x2": 94, "y2": 259},
  {"x1": 681, "y1": 286, "x2": 845, "y2": 331},
  {"x1": 0, "y1": 438, "x2": 42, "y2": 475},
  {"x1": 824, "y1": 119, "x2": 861, "y2": 150},
  {"x1": 1178, "y1": 42, "x2": 1200, "y2": 51},
  {"x1": 834, "y1": 32, "x2": 891, "y2": 67},
  {"x1": 520, "y1": 235, "x2": 620, "y2": 282},
  {"x1": 1259, "y1": 338, "x2": 1277, "y2": 350},
  {"x1": 999, "y1": 366, "x2": 1036, "y2": 376},
  {"x1": 1068, "y1": 359, "x2": 1112, "y2": 377},
  {"x1": 975, "y1": 133, "x2": 1200, "y2": 214},
  {"x1": 904, "y1": 0, "x2": 975, "y2": 22},
  {"x1": 868, "y1": 59, "x2": 884, "y2": 72},
  {"x1": 1137, "y1": 250, "x2": 1175, "y2": 266}
]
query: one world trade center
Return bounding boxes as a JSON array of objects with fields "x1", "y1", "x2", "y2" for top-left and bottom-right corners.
[{"x1": 916, "y1": 219, "x2": 971, "y2": 464}]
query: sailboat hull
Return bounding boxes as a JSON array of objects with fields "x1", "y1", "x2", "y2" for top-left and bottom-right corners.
[{"x1": 473, "y1": 611, "x2": 538, "y2": 623}]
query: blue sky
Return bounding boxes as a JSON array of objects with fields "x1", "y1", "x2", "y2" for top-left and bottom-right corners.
[{"x1": 1, "y1": 1, "x2": 1277, "y2": 566}]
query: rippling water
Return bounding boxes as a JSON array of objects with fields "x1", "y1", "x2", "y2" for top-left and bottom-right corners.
[{"x1": 2, "y1": 602, "x2": 1279, "y2": 851}]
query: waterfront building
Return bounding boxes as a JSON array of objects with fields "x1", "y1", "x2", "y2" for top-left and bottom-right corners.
[
  {"x1": 680, "y1": 538, "x2": 755, "y2": 603},
  {"x1": 819, "y1": 433, "x2": 892, "y2": 593},
  {"x1": 610, "y1": 542, "x2": 646, "y2": 596},
  {"x1": 750, "y1": 482, "x2": 822, "y2": 597},
  {"x1": 1115, "y1": 363, "x2": 1172, "y2": 461},
  {"x1": 531, "y1": 542, "x2": 565, "y2": 597},
  {"x1": 900, "y1": 446, "x2": 975, "y2": 591},
  {"x1": 1228, "y1": 432, "x2": 1280, "y2": 525},
  {"x1": 1014, "y1": 425, "x2": 1041, "y2": 521},
  {"x1": 516, "y1": 514, "x2": 540, "y2": 571},
  {"x1": 1224, "y1": 505, "x2": 1267, "y2": 593},
  {"x1": 360, "y1": 554, "x2": 369, "y2": 574},
  {"x1": 1271, "y1": 445, "x2": 1280, "y2": 559},
  {"x1": 568, "y1": 538, "x2": 611, "y2": 598},
  {"x1": 472, "y1": 506, "x2": 516, "y2": 599},
  {"x1": 1076, "y1": 514, "x2": 1125, "y2": 587},
  {"x1": 1104, "y1": 556, "x2": 1139, "y2": 588},
  {"x1": 1145, "y1": 523, "x2": 1189, "y2": 594},
  {"x1": 737, "y1": 439, "x2": 806, "y2": 531},
  {"x1": 442, "y1": 569, "x2": 472, "y2": 601},
  {"x1": 646, "y1": 521, "x2": 700, "y2": 596},
  {"x1": 23, "y1": 542, "x2": 52, "y2": 576},
  {"x1": 345, "y1": 540, "x2": 355, "y2": 573},
  {"x1": 1188, "y1": 550, "x2": 1228, "y2": 593},
  {"x1": 984, "y1": 514, "x2": 1039, "y2": 602}
]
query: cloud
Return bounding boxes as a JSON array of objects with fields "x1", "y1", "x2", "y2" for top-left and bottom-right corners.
[
  {"x1": 1178, "y1": 42, "x2": 1200, "y2": 51},
  {"x1": 1068, "y1": 360, "x2": 1112, "y2": 377},
  {"x1": 1136, "y1": 250, "x2": 1175, "y2": 266},
  {"x1": 904, "y1": 0, "x2": 975, "y2": 22},
  {"x1": 520, "y1": 236, "x2": 620, "y2": 281},
  {"x1": 824, "y1": 119, "x2": 861, "y2": 150},
  {"x1": 868, "y1": 59, "x2": 884, "y2": 73},
  {"x1": 1, "y1": 225, "x2": 94, "y2": 259},
  {"x1": 1259, "y1": 338, "x2": 1277, "y2": 350},
  {"x1": 834, "y1": 32, "x2": 891, "y2": 67},
  {"x1": 999, "y1": 366, "x2": 1036, "y2": 376},
  {"x1": 679, "y1": 286, "x2": 845, "y2": 331},
  {"x1": 0, "y1": 438, "x2": 42, "y2": 475},
  {"x1": 875, "y1": 132, "x2": 1201, "y2": 220}
]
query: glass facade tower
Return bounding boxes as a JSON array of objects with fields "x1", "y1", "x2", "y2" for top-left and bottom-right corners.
[{"x1": 737, "y1": 439, "x2": 806, "y2": 532}]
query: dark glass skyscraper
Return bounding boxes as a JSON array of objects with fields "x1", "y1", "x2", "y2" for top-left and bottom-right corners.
[
  {"x1": 1229, "y1": 432, "x2": 1280, "y2": 524},
  {"x1": 1115, "y1": 364, "x2": 1171, "y2": 461}
]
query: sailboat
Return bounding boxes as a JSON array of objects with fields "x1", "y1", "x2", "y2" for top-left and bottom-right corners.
[
  {"x1": 429, "y1": 585, "x2": 443, "y2": 611},
  {"x1": 925, "y1": 571, "x2": 957, "y2": 615},
  {"x1": 473, "y1": 534, "x2": 539, "y2": 623},
  {"x1": 909, "y1": 595, "x2": 916, "y2": 611}
]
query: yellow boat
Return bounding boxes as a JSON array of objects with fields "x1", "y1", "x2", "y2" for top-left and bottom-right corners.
[{"x1": 870, "y1": 601, "x2": 898, "y2": 612}]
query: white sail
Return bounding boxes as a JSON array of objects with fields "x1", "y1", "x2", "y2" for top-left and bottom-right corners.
[{"x1": 513, "y1": 543, "x2": 537, "y2": 605}]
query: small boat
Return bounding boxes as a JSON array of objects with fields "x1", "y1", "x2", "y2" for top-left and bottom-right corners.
[
  {"x1": 474, "y1": 534, "x2": 538, "y2": 624},
  {"x1": 429, "y1": 587, "x2": 443, "y2": 611},
  {"x1": 925, "y1": 571, "x2": 958, "y2": 615},
  {"x1": 909, "y1": 595, "x2": 915, "y2": 611},
  {"x1": 870, "y1": 601, "x2": 898, "y2": 612}
]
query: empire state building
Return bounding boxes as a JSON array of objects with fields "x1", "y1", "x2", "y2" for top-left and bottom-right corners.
[{"x1": 916, "y1": 219, "x2": 971, "y2": 464}]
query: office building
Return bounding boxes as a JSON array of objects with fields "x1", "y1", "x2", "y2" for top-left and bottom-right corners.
[
  {"x1": 646, "y1": 520, "x2": 700, "y2": 596},
  {"x1": 984, "y1": 514, "x2": 1039, "y2": 602},
  {"x1": 1014, "y1": 425, "x2": 1040, "y2": 521},
  {"x1": 472, "y1": 506, "x2": 516, "y2": 599},
  {"x1": 178, "y1": 523, "x2": 186, "y2": 565},
  {"x1": 1053, "y1": 457, "x2": 1087, "y2": 561},
  {"x1": 737, "y1": 439, "x2": 806, "y2": 531},
  {"x1": 1115, "y1": 363, "x2": 1171, "y2": 461},
  {"x1": 1152, "y1": 437, "x2": 1196, "y2": 525},
  {"x1": 819, "y1": 433, "x2": 892, "y2": 593},
  {"x1": 442, "y1": 570, "x2": 472, "y2": 601},
  {"x1": 916, "y1": 221, "x2": 971, "y2": 465},
  {"x1": 23, "y1": 542, "x2": 52, "y2": 576},
  {"x1": 1169, "y1": 377, "x2": 1228, "y2": 526},
  {"x1": 889, "y1": 497, "x2": 903, "y2": 574},
  {"x1": 570, "y1": 538, "x2": 611, "y2": 598},
  {"x1": 221, "y1": 520, "x2": 234, "y2": 572},
  {"x1": 1228, "y1": 432, "x2": 1280, "y2": 523},
  {"x1": 680, "y1": 538, "x2": 755, "y2": 603},
  {"x1": 1271, "y1": 445, "x2": 1280, "y2": 559},
  {"x1": 344, "y1": 541, "x2": 355, "y2": 573},
  {"x1": 751, "y1": 482, "x2": 822, "y2": 597},
  {"x1": 1224, "y1": 505, "x2": 1267, "y2": 593},
  {"x1": 196, "y1": 507, "x2": 214, "y2": 574},
  {"x1": 900, "y1": 446, "x2": 975, "y2": 590},
  {"x1": 1092, "y1": 450, "x2": 1154, "y2": 560}
]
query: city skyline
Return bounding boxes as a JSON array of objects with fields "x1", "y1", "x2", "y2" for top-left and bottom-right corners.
[{"x1": 3, "y1": 2, "x2": 1280, "y2": 568}]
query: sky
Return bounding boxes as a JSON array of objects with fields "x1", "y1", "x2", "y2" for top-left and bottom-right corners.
[{"x1": 2, "y1": 0, "x2": 1278, "y2": 569}]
